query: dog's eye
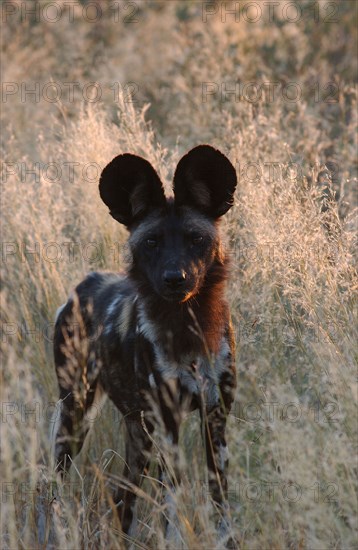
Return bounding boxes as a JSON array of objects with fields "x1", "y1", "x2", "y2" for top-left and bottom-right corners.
[
  {"x1": 192, "y1": 235, "x2": 203, "y2": 245},
  {"x1": 146, "y1": 238, "x2": 158, "y2": 248}
]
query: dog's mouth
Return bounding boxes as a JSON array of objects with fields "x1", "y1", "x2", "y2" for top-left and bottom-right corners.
[{"x1": 161, "y1": 287, "x2": 195, "y2": 303}]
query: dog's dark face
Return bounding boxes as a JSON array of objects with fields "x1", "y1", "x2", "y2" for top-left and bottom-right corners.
[
  {"x1": 99, "y1": 145, "x2": 237, "y2": 302},
  {"x1": 128, "y1": 205, "x2": 221, "y2": 302}
]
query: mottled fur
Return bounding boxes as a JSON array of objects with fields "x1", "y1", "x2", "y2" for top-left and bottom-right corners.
[{"x1": 53, "y1": 145, "x2": 237, "y2": 539}]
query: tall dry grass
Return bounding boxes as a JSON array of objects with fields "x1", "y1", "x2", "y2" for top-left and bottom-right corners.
[{"x1": 1, "y1": 1, "x2": 357, "y2": 548}]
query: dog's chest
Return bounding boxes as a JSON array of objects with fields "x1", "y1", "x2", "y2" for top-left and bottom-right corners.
[
  {"x1": 153, "y1": 346, "x2": 230, "y2": 410},
  {"x1": 136, "y1": 307, "x2": 231, "y2": 409}
]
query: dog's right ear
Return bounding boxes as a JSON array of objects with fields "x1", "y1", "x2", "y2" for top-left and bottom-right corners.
[{"x1": 99, "y1": 154, "x2": 166, "y2": 227}]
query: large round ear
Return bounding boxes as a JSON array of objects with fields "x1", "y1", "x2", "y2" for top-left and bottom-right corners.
[
  {"x1": 173, "y1": 145, "x2": 237, "y2": 218},
  {"x1": 99, "y1": 154, "x2": 166, "y2": 227}
]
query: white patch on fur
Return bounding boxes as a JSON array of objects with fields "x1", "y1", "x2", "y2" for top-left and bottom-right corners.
[
  {"x1": 84, "y1": 384, "x2": 107, "y2": 424},
  {"x1": 103, "y1": 321, "x2": 113, "y2": 336},
  {"x1": 104, "y1": 295, "x2": 137, "y2": 339},
  {"x1": 127, "y1": 502, "x2": 138, "y2": 541},
  {"x1": 215, "y1": 338, "x2": 232, "y2": 375},
  {"x1": 216, "y1": 510, "x2": 233, "y2": 549},
  {"x1": 137, "y1": 304, "x2": 158, "y2": 343},
  {"x1": 138, "y1": 305, "x2": 232, "y2": 410},
  {"x1": 218, "y1": 444, "x2": 229, "y2": 471},
  {"x1": 153, "y1": 337, "x2": 232, "y2": 409},
  {"x1": 117, "y1": 298, "x2": 134, "y2": 340},
  {"x1": 164, "y1": 491, "x2": 182, "y2": 547},
  {"x1": 106, "y1": 295, "x2": 122, "y2": 318},
  {"x1": 54, "y1": 303, "x2": 66, "y2": 324},
  {"x1": 148, "y1": 373, "x2": 156, "y2": 389},
  {"x1": 49, "y1": 400, "x2": 63, "y2": 468},
  {"x1": 160, "y1": 470, "x2": 182, "y2": 546}
]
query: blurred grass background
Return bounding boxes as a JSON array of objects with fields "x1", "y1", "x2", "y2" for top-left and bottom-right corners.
[{"x1": 1, "y1": 1, "x2": 357, "y2": 548}]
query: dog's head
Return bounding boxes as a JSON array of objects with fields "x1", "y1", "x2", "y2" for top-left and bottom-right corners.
[{"x1": 99, "y1": 145, "x2": 237, "y2": 302}]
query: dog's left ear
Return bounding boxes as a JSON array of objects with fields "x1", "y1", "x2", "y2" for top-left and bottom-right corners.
[{"x1": 173, "y1": 145, "x2": 237, "y2": 218}]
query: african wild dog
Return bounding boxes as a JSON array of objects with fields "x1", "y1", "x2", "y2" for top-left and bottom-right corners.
[{"x1": 53, "y1": 145, "x2": 237, "y2": 539}]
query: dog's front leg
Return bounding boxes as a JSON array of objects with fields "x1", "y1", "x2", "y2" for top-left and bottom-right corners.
[
  {"x1": 158, "y1": 441, "x2": 182, "y2": 546},
  {"x1": 203, "y1": 402, "x2": 236, "y2": 548},
  {"x1": 204, "y1": 403, "x2": 230, "y2": 505},
  {"x1": 155, "y1": 378, "x2": 183, "y2": 545},
  {"x1": 114, "y1": 413, "x2": 154, "y2": 538},
  {"x1": 203, "y1": 362, "x2": 237, "y2": 547}
]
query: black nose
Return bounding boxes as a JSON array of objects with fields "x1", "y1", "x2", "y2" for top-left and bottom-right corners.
[{"x1": 163, "y1": 269, "x2": 186, "y2": 288}]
